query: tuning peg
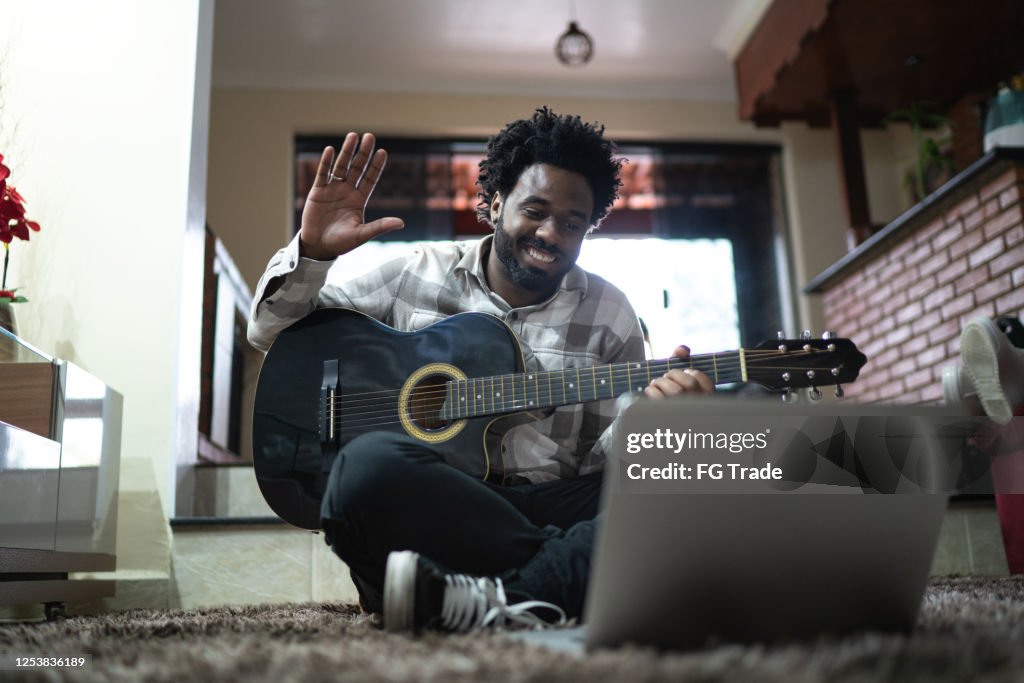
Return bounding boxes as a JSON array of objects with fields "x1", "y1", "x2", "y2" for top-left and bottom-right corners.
[
  {"x1": 801, "y1": 330, "x2": 813, "y2": 340},
  {"x1": 809, "y1": 386, "x2": 822, "y2": 401},
  {"x1": 822, "y1": 330, "x2": 836, "y2": 340},
  {"x1": 777, "y1": 331, "x2": 785, "y2": 340},
  {"x1": 834, "y1": 384, "x2": 845, "y2": 398},
  {"x1": 781, "y1": 388, "x2": 798, "y2": 403}
]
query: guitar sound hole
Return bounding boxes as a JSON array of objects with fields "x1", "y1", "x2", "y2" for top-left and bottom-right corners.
[{"x1": 408, "y1": 375, "x2": 452, "y2": 431}]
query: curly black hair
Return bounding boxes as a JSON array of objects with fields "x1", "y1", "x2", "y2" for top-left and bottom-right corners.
[{"x1": 476, "y1": 107, "x2": 623, "y2": 228}]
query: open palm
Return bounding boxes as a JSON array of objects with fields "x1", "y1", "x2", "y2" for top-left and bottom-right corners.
[{"x1": 299, "y1": 132, "x2": 405, "y2": 260}]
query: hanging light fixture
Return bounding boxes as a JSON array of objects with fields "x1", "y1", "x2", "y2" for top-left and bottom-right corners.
[{"x1": 555, "y1": 0, "x2": 593, "y2": 67}]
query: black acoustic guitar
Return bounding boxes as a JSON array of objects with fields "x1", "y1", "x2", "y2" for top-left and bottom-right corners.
[{"x1": 252, "y1": 307, "x2": 867, "y2": 528}]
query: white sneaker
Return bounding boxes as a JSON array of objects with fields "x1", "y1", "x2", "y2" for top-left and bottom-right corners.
[
  {"x1": 383, "y1": 550, "x2": 567, "y2": 633},
  {"x1": 960, "y1": 317, "x2": 1024, "y2": 424}
]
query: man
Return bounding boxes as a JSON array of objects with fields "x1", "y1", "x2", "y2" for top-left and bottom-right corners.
[{"x1": 248, "y1": 108, "x2": 713, "y2": 632}]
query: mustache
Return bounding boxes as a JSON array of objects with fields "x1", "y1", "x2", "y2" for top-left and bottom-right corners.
[{"x1": 520, "y1": 238, "x2": 561, "y2": 259}]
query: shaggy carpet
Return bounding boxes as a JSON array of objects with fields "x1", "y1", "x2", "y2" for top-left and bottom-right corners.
[{"x1": 2, "y1": 576, "x2": 1024, "y2": 682}]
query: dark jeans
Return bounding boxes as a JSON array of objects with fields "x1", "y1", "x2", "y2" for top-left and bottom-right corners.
[{"x1": 320, "y1": 431, "x2": 601, "y2": 617}]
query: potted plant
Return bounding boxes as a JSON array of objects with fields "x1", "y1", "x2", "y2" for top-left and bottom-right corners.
[
  {"x1": 0, "y1": 152, "x2": 42, "y2": 336},
  {"x1": 885, "y1": 103, "x2": 955, "y2": 203}
]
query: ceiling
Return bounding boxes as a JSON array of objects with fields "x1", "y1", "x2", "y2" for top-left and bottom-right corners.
[{"x1": 212, "y1": 0, "x2": 770, "y2": 101}]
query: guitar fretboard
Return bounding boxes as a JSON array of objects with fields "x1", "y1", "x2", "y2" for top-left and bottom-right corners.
[{"x1": 440, "y1": 352, "x2": 744, "y2": 420}]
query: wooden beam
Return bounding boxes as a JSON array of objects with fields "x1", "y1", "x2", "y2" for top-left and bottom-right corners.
[
  {"x1": 734, "y1": 0, "x2": 830, "y2": 121},
  {"x1": 830, "y1": 90, "x2": 874, "y2": 246},
  {"x1": 946, "y1": 92, "x2": 988, "y2": 172}
]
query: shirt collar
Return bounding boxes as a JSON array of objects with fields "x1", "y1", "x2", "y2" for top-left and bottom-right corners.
[{"x1": 456, "y1": 234, "x2": 589, "y2": 299}]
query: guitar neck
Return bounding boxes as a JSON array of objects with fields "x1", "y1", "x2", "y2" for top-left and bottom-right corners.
[{"x1": 441, "y1": 351, "x2": 745, "y2": 420}]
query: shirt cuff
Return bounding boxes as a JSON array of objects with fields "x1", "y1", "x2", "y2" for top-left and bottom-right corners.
[
  {"x1": 255, "y1": 235, "x2": 335, "y2": 301},
  {"x1": 248, "y1": 235, "x2": 337, "y2": 349}
]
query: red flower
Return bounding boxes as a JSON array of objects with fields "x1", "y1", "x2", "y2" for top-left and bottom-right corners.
[
  {"x1": 0, "y1": 183, "x2": 38, "y2": 244},
  {"x1": 1, "y1": 196, "x2": 25, "y2": 222},
  {"x1": 0, "y1": 153, "x2": 41, "y2": 300},
  {"x1": 9, "y1": 221, "x2": 30, "y2": 241}
]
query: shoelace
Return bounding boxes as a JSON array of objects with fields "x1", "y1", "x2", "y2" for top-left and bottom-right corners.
[{"x1": 439, "y1": 573, "x2": 567, "y2": 632}]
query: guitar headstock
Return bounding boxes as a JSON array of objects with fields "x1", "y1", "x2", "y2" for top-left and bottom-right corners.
[{"x1": 745, "y1": 331, "x2": 867, "y2": 398}]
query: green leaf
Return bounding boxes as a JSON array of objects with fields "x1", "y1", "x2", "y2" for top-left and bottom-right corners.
[
  {"x1": 12, "y1": 296, "x2": 27, "y2": 303},
  {"x1": 0, "y1": 298, "x2": 12, "y2": 304}
]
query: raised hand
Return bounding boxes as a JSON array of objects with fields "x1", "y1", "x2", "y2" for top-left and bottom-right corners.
[{"x1": 299, "y1": 132, "x2": 405, "y2": 260}]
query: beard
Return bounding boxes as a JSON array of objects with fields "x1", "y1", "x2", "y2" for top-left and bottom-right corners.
[{"x1": 492, "y1": 215, "x2": 571, "y2": 293}]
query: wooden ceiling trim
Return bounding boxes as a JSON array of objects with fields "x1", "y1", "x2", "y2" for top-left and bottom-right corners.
[
  {"x1": 736, "y1": 0, "x2": 1024, "y2": 127},
  {"x1": 734, "y1": 0, "x2": 831, "y2": 124}
]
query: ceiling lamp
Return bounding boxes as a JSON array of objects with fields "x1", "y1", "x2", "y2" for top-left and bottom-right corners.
[{"x1": 555, "y1": 1, "x2": 593, "y2": 67}]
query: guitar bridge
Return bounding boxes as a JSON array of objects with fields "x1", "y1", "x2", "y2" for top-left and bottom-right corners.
[{"x1": 320, "y1": 359, "x2": 340, "y2": 447}]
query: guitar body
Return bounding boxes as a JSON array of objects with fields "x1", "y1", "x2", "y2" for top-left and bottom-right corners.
[{"x1": 253, "y1": 307, "x2": 525, "y2": 529}]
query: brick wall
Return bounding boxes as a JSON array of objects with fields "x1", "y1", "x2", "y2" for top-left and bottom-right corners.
[{"x1": 822, "y1": 164, "x2": 1024, "y2": 404}]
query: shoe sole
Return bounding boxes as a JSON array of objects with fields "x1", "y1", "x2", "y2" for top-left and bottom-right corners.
[
  {"x1": 383, "y1": 550, "x2": 419, "y2": 632},
  {"x1": 942, "y1": 363, "x2": 984, "y2": 416},
  {"x1": 962, "y1": 318, "x2": 1012, "y2": 424}
]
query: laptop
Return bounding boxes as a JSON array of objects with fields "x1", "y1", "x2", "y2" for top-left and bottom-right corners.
[{"x1": 512, "y1": 396, "x2": 953, "y2": 652}]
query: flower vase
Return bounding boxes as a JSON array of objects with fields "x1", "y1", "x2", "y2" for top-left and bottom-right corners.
[{"x1": 0, "y1": 303, "x2": 18, "y2": 362}]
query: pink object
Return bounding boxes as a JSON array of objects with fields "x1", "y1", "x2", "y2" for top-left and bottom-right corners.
[
  {"x1": 996, "y1": 494, "x2": 1024, "y2": 573},
  {"x1": 993, "y1": 405, "x2": 1024, "y2": 574}
]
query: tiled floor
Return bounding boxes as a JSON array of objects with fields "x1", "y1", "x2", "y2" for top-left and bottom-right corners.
[
  {"x1": 169, "y1": 524, "x2": 359, "y2": 609},
  {"x1": 930, "y1": 500, "x2": 1009, "y2": 575}
]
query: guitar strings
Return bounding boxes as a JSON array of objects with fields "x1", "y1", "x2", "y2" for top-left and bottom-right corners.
[
  {"x1": 321, "y1": 358, "x2": 846, "y2": 431},
  {"x1": 329, "y1": 361, "x2": 846, "y2": 432},
  {"x1": 323, "y1": 348, "x2": 826, "y2": 405},
  {"x1": 328, "y1": 357, "x2": 751, "y2": 415},
  {"x1": 312, "y1": 348, "x2": 803, "y2": 404},
  {"x1": 324, "y1": 349, "x2": 837, "y2": 409},
  {"x1": 326, "y1": 360, "x2": 839, "y2": 421}
]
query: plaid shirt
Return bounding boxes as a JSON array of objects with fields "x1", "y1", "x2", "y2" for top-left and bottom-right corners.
[{"x1": 248, "y1": 234, "x2": 645, "y2": 483}]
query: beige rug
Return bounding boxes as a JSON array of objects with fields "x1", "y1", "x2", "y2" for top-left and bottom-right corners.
[{"x1": 2, "y1": 576, "x2": 1024, "y2": 682}]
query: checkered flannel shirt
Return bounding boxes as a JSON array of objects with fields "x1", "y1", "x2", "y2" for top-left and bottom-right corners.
[{"x1": 247, "y1": 234, "x2": 645, "y2": 483}]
